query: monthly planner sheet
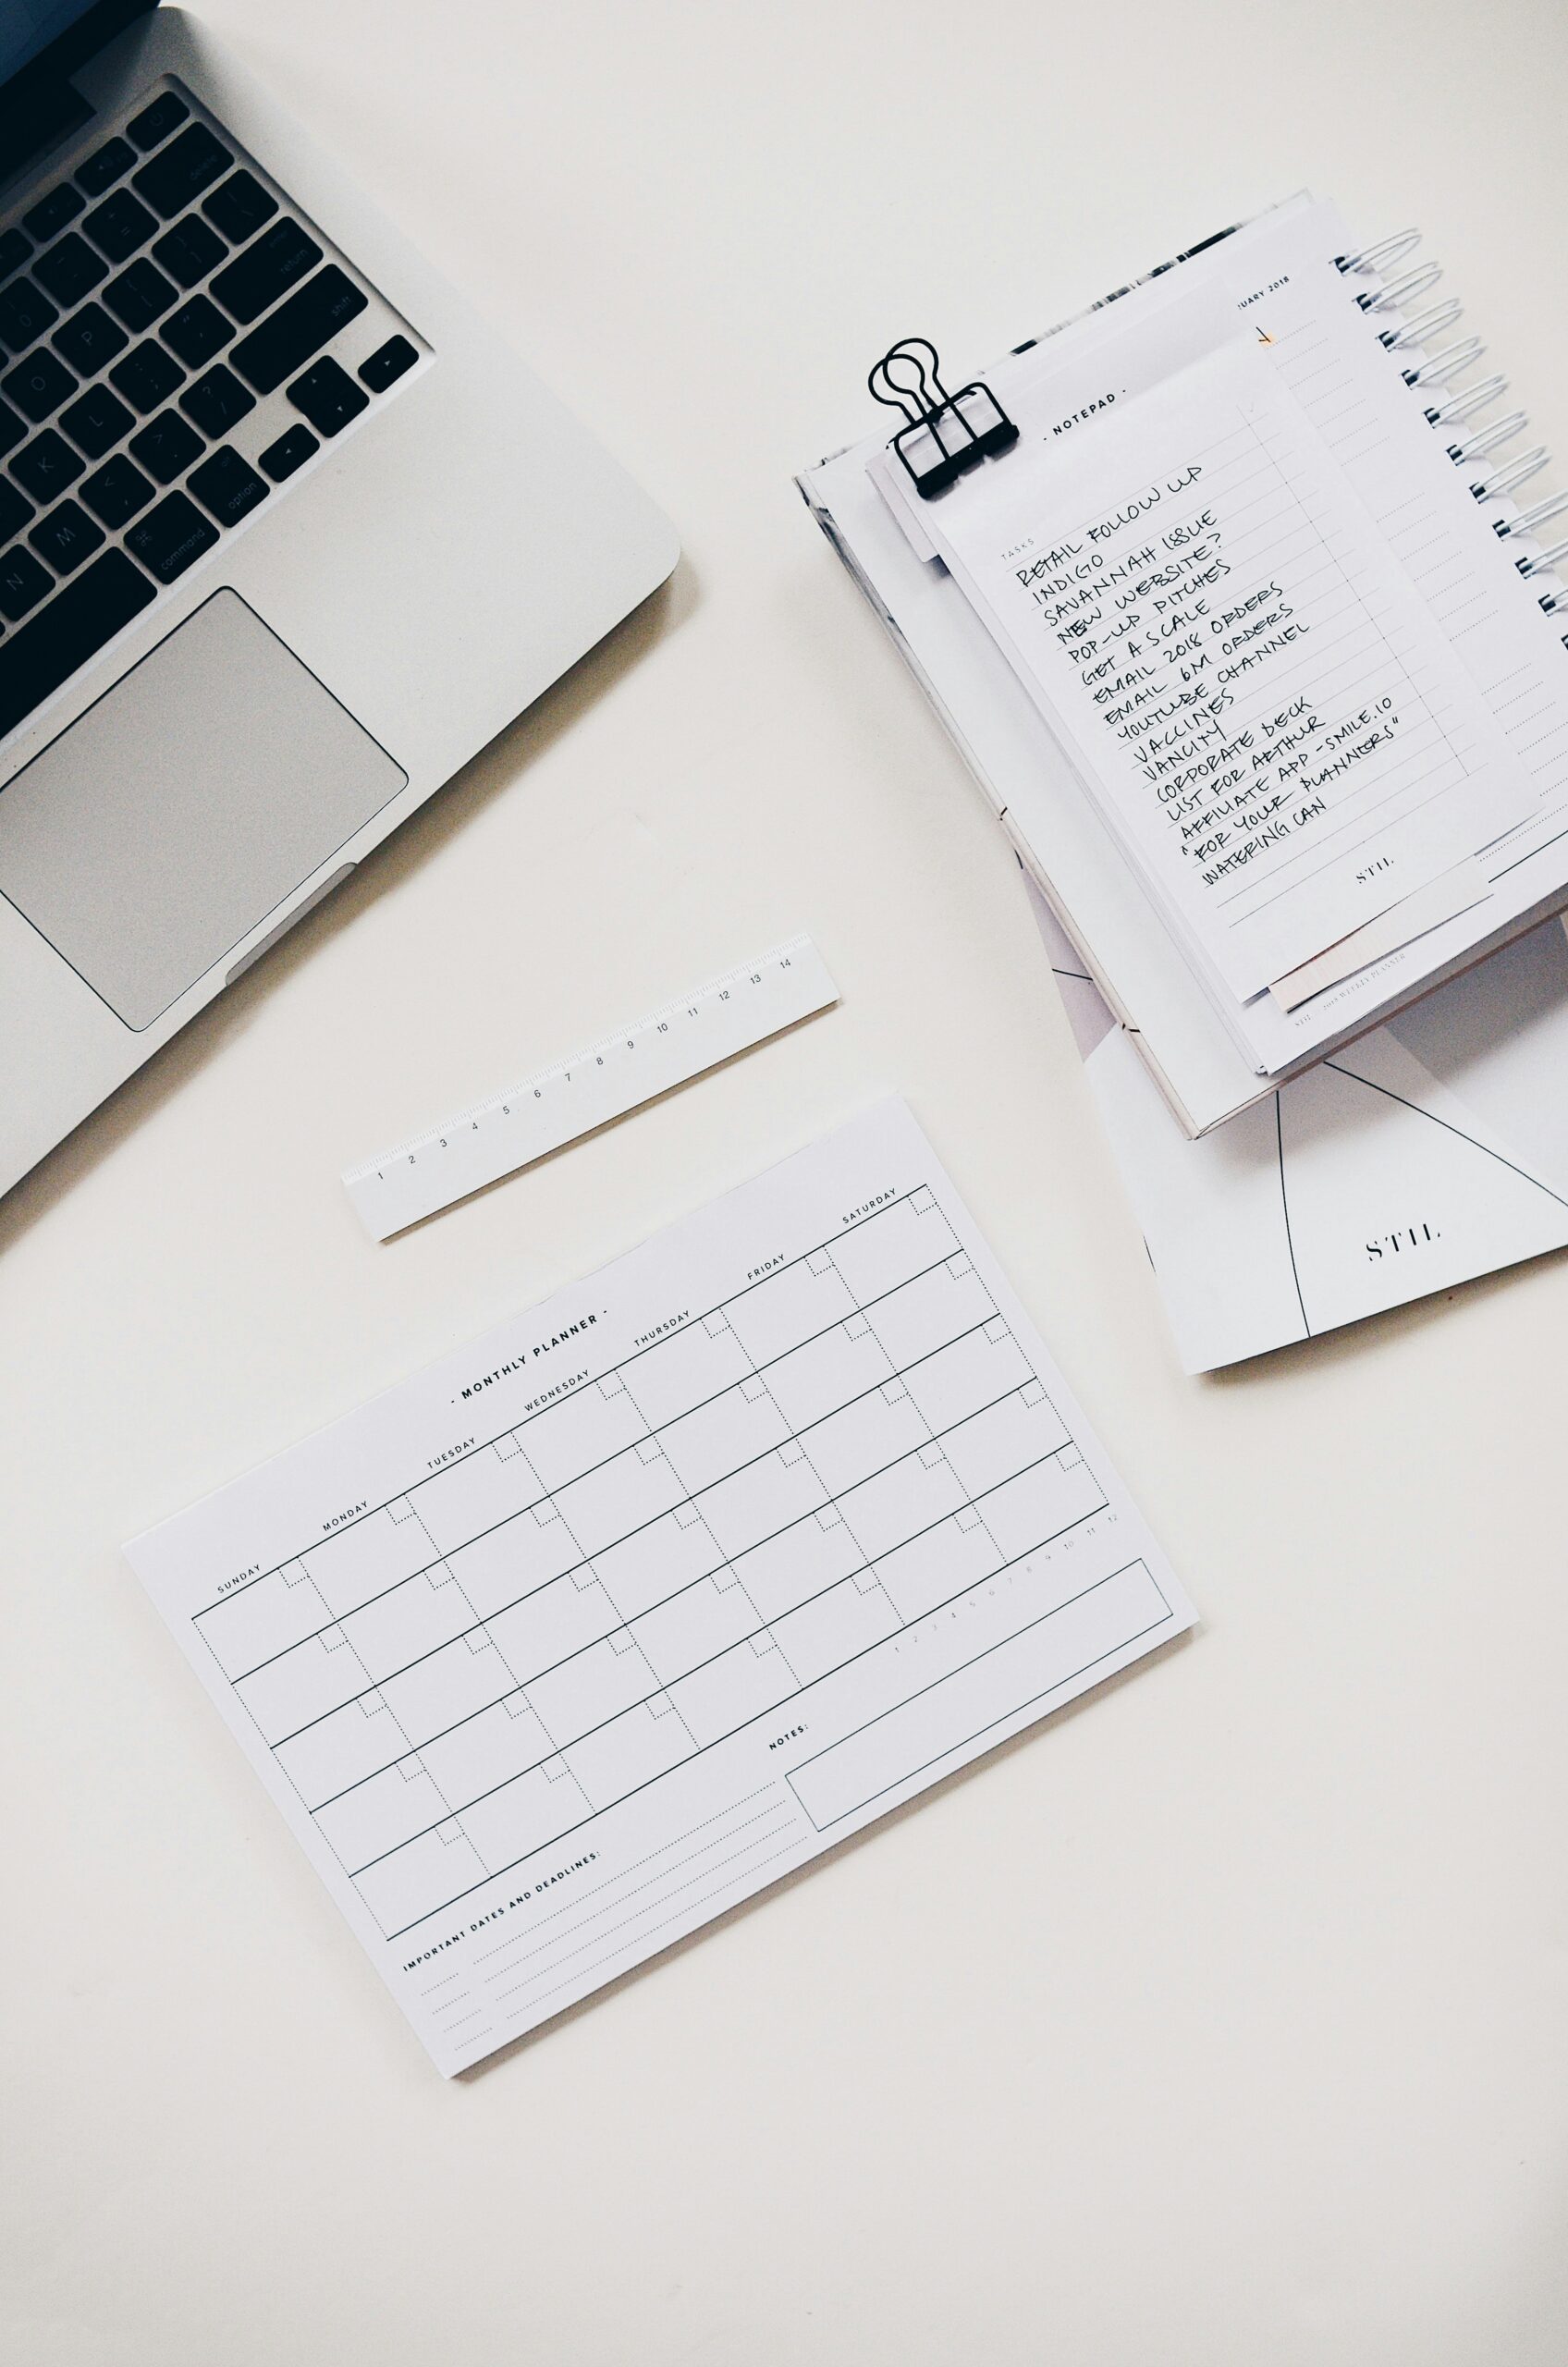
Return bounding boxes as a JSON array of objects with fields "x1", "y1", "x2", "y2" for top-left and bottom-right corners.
[{"x1": 128, "y1": 1101, "x2": 1193, "y2": 2073}]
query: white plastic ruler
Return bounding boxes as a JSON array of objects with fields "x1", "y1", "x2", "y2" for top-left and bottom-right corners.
[{"x1": 343, "y1": 935, "x2": 839, "y2": 1240}]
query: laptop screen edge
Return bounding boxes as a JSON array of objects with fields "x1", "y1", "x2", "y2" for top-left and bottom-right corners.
[{"x1": 0, "y1": 0, "x2": 154, "y2": 178}]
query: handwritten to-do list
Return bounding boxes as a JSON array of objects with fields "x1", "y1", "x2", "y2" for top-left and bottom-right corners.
[{"x1": 926, "y1": 338, "x2": 1534, "y2": 1000}]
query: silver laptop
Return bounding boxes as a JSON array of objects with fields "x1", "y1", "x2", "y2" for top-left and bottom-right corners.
[{"x1": 0, "y1": 2, "x2": 679, "y2": 1200}]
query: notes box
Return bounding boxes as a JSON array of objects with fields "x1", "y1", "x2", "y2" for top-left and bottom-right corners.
[{"x1": 786, "y1": 1561, "x2": 1170, "y2": 1829}]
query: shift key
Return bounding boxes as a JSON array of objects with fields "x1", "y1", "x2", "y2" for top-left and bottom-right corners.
[
  {"x1": 230, "y1": 265, "x2": 366, "y2": 395},
  {"x1": 0, "y1": 548, "x2": 153, "y2": 741}
]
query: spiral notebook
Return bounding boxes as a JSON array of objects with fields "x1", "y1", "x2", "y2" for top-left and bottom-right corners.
[{"x1": 800, "y1": 193, "x2": 1568, "y2": 1135}]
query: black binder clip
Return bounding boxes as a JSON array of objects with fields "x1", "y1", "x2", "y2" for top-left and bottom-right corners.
[{"x1": 868, "y1": 337, "x2": 1019, "y2": 499}]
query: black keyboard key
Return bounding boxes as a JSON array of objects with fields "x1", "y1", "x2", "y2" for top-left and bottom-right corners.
[
  {"x1": 230, "y1": 264, "x2": 364, "y2": 394},
  {"x1": 77, "y1": 138, "x2": 134, "y2": 197},
  {"x1": 0, "y1": 479, "x2": 32, "y2": 540},
  {"x1": 202, "y1": 169, "x2": 276, "y2": 245},
  {"x1": 82, "y1": 188, "x2": 157, "y2": 264},
  {"x1": 29, "y1": 497, "x2": 104, "y2": 573},
  {"x1": 59, "y1": 383, "x2": 134, "y2": 460},
  {"x1": 129, "y1": 408, "x2": 202, "y2": 485},
  {"x1": 0, "y1": 276, "x2": 59, "y2": 354},
  {"x1": 52, "y1": 300, "x2": 128, "y2": 374},
  {"x1": 359, "y1": 335, "x2": 417, "y2": 394},
  {"x1": 108, "y1": 338, "x2": 184, "y2": 412},
  {"x1": 188, "y1": 444, "x2": 268, "y2": 527},
  {"x1": 33, "y1": 231, "x2": 107, "y2": 307},
  {"x1": 161, "y1": 293, "x2": 230, "y2": 367},
  {"x1": 11, "y1": 427, "x2": 82, "y2": 501},
  {"x1": 80, "y1": 452, "x2": 153, "y2": 529},
  {"x1": 2, "y1": 349, "x2": 77, "y2": 423},
  {"x1": 0, "y1": 398, "x2": 24, "y2": 459},
  {"x1": 132, "y1": 124, "x2": 230, "y2": 220},
  {"x1": 152, "y1": 214, "x2": 226, "y2": 289},
  {"x1": 179, "y1": 362, "x2": 252, "y2": 437},
  {"x1": 125, "y1": 488, "x2": 216, "y2": 583},
  {"x1": 103, "y1": 257, "x2": 176, "y2": 332},
  {"x1": 128, "y1": 92, "x2": 190, "y2": 153},
  {"x1": 259, "y1": 423, "x2": 316, "y2": 482},
  {"x1": 21, "y1": 185, "x2": 83, "y2": 241},
  {"x1": 287, "y1": 354, "x2": 367, "y2": 438},
  {"x1": 0, "y1": 547, "x2": 155, "y2": 734},
  {"x1": 0, "y1": 545, "x2": 53, "y2": 621},
  {"x1": 0, "y1": 228, "x2": 31, "y2": 284},
  {"x1": 210, "y1": 218, "x2": 322, "y2": 327}
]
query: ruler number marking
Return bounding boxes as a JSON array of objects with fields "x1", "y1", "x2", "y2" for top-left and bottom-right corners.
[{"x1": 345, "y1": 936, "x2": 834, "y2": 1237}]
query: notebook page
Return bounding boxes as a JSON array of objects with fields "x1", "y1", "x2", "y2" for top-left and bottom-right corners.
[
  {"x1": 860, "y1": 197, "x2": 1568, "y2": 1100},
  {"x1": 809, "y1": 426, "x2": 1268, "y2": 1131},
  {"x1": 1177, "y1": 201, "x2": 1568, "y2": 1064},
  {"x1": 908, "y1": 331, "x2": 1537, "y2": 1006},
  {"x1": 126, "y1": 1100, "x2": 1193, "y2": 2074},
  {"x1": 1244, "y1": 198, "x2": 1568, "y2": 842}
]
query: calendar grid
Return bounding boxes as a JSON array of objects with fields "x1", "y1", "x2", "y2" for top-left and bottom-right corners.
[
  {"x1": 190, "y1": 1187, "x2": 941, "y2": 1620},
  {"x1": 343, "y1": 1440, "x2": 1080, "y2": 1885},
  {"x1": 372, "y1": 1519, "x2": 1110, "y2": 1941},
  {"x1": 300, "y1": 1384, "x2": 1051, "y2": 1815},
  {"x1": 243, "y1": 1330, "x2": 1020, "y2": 1733},
  {"x1": 217, "y1": 1293, "x2": 992, "y2": 1693},
  {"x1": 191, "y1": 1186, "x2": 1110, "y2": 1943}
]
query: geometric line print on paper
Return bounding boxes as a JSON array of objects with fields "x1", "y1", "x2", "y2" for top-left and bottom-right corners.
[{"x1": 1276, "y1": 1054, "x2": 1568, "y2": 1339}]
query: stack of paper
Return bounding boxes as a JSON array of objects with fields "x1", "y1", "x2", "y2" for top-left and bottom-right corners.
[
  {"x1": 805, "y1": 193, "x2": 1568, "y2": 1135},
  {"x1": 876, "y1": 301, "x2": 1535, "y2": 1073}
]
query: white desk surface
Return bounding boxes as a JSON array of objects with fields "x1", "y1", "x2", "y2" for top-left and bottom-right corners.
[{"x1": 6, "y1": 2, "x2": 1568, "y2": 2359}]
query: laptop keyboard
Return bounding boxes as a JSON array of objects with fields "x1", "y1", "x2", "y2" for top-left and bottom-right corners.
[{"x1": 0, "y1": 82, "x2": 425, "y2": 747}]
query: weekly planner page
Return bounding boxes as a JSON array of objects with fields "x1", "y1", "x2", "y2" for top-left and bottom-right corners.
[{"x1": 127, "y1": 1100, "x2": 1193, "y2": 2073}]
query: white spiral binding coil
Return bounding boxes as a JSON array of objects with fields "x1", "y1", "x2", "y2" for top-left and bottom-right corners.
[
  {"x1": 1341, "y1": 227, "x2": 1566, "y2": 634},
  {"x1": 1449, "y1": 411, "x2": 1528, "y2": 464}
]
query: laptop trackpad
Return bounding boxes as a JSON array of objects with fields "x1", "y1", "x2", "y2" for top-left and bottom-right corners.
[{"x1": 0, "y1": 589, "x2": 407, "y2": 1031}]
